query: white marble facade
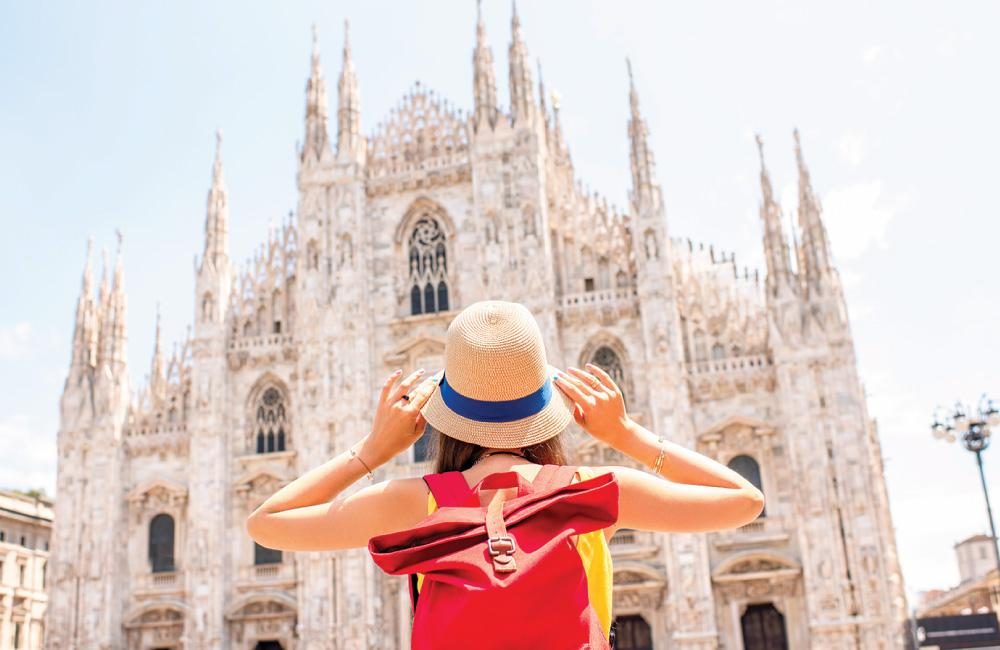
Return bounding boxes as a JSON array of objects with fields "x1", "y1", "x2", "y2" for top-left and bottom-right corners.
[{"x1": 46, "y1": 9, "x2": 909, "y2": 650}]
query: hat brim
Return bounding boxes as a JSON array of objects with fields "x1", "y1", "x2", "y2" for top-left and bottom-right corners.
[{"x1": 419, "y1": 364, "x2": 575, "y2": 448}]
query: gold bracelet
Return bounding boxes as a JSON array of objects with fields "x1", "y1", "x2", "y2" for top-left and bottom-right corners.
[
  {"x1": 349, "y1": 444, "x2": 375, "y2": 482},
  {"x1": 652, "y1": 435, "x2": 666, "y2": 475}
]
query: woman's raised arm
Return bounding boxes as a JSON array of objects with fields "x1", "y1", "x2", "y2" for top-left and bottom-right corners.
[{"x1": 555, "y1": 364, "x2": 764, "y2": 535}]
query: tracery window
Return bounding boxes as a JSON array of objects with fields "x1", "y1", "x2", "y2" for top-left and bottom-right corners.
[
  {"x1": 408, "y1": 216, "x2": 449, "y2": 316},
  {"x1": 149, "y1": 513, "x2": 175, "y2": 573},
  {"x1": 728, "y1": 454, "x2": 766, "y2": 517},
  {"x1": 254, "y1": 386, "x2": 288, "y2": 454},
  {"x1": 591, "y1": 346, "x2": 627, "y2": 407}
]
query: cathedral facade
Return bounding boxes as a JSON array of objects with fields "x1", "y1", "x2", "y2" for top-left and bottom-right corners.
[{"x1": 46, "y1": 7, "x2": 910, "y2": 650}]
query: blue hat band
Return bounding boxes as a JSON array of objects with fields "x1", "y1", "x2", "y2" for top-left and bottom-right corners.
[{"x1": 438, "y1": 372, "x2": 554, "y2": 423}]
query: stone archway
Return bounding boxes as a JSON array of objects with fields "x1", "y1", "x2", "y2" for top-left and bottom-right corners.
[
  {"x1": 123, "y1": 601, "x2": 187, "y2": 650},
  {"x1": 225, "y1": 594, "x2": 297, "y2": 649}
]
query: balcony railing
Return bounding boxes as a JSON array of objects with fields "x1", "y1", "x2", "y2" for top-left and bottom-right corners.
[
  {"x1": 712, "y1": 516, "x2": 789, "y2": 550},
  {"x1": 686, "y1": 354, "x2": 770, "y2": 375},
  {"x1": 560, "y1": 287, "x2": 638, "y2": 310},
  {"x1": 237, "y1": 562, "x2": 296, "y2": 585},
  {"x1": 136, "y1": 570, "x2": 183, "y2": 594}
]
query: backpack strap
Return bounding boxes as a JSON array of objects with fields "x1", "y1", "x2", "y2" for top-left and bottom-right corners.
[
  {"x1": 422, "y1": 471, "x2": 481, "y2": 507},
  {"x1": 535, "y1": 463, "x2": 579, "y2": 492}
]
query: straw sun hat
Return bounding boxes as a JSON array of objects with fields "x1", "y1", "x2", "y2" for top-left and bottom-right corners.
[{"x1": 420, "y1": 300, "x2": 575, "y2": 448}]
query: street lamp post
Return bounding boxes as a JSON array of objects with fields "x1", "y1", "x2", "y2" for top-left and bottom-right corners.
[{"x1": 931, "y1": 394, "x2": 1000, "y2": 611}]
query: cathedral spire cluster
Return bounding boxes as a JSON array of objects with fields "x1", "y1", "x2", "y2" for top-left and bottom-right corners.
[
  {"x1": 69, "y1": 230, "x2": 130, "y2": 383},
  {"x1": 301, "y1": 24, "x2": 331, "y2": 164},
  {"x1": 753, "y1": 130, "x2": 839, "y2": 308}
]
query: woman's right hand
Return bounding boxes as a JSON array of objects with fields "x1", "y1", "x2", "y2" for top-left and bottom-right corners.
[{"x1": 554, "y1": 363, "x2": 633, "y2": 448}]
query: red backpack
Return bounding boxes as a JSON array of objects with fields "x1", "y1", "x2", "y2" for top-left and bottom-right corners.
[{"x1": 368, "y1": 463, "x2": 620, "y2": 649}]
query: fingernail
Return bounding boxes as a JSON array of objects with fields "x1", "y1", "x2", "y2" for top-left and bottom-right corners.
[{"x1": 417, "y1": 368, "x2": 425, "y2": 374}]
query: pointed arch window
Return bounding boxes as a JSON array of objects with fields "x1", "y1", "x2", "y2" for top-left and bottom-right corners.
[
  {"x1": 254, "y1": 386, "x2": 289, "y2": 454},
  {"x1": 590, "y1": 346, "x2": 627, "y2": 407},
  {"x1": 149, "y1": 513, "x2": 175, "y2": 573},
  {"x1": 728, "y1": 454, "x2": 766, "y2": 517},
  {"x1": 408, "y1": 215, "x2": 449, "y2": 315}
]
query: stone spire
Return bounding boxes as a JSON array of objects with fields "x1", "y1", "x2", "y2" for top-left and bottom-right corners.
[
  {"x1": 507, "y1": 0, "x2": 535, "y2": 125},
  {"x1": 200, "y1": 130, "x2": 229, "y2": 273},
  {"x1": 627, "y1": 58, "x2": 658, "y2": 207},
  {"x1": 336, "y1": 20, "x2": 364, "y2": 163},
  {"x1": 71, "y1": 239, "x2": 99, "y2": 370},
  {"x1": 472, "y1": 0, "x2": 498, "y2": 132},
  {"x1": 544, "y1": 66, "x2": 568, "y2": 162},
  {"x1": 149, "y1": 303, "x2": 165, "y2": 402},
  {"x1": 794, "y1": 128, "x2": 834, "y2": 292},
  {"x1": 756, "y1": 134, "x2": 794, "y2": 298},
  {"x1": 95, "y1": 247, "x2": 110, "y2": 367},
  {"x1": 301, "y1": 24, "x2": 331, "y2": 164},
  {"x1": 100, "y1": 231, "x2": 128, "y2": 371}
]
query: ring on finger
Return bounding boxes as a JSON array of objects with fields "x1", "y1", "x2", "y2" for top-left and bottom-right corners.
[{"x1": 400, "y1": 394, "x2": 410, "y2": 402}]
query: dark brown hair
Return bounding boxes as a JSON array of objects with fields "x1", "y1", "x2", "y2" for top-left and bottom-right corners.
[{"x1": 428, "y1": 424, "x2": 568, "y2": 473}]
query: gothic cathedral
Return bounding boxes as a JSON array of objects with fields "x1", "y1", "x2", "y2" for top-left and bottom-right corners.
[{"x1": 47, "y1": 7, "x2": 909, "y2": 650}]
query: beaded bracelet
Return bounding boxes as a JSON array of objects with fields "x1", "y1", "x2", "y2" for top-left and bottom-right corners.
[
  {"x1": 349, "y1": 444, "x2": 376, "y2": 482},
  {"x1": 652, "y1": 435, "x2": 666, "y2": 475}
]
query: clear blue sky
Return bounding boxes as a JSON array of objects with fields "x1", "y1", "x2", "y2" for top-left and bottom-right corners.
[{"x1": 2, "y1": 0, "x2": 998, "y2": 607}]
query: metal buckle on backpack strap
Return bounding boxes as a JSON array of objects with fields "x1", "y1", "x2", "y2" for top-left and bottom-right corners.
[
  {"x1": 487, "y1": 535, "x2": 516, "y2": 556},
  {"x1": 487, "y1": 535, "x2": 517, "y2": 572}
]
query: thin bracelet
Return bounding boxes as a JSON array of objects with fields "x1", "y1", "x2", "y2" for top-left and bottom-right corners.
[
  {"x1": 652, "y1": 435, "x2": 666, "y2": 476},
  {"x1": 349, "y1": 444, "x2": 376, "y2": 482}
]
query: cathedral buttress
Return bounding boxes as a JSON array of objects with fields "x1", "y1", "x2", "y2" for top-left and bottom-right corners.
[
  {"x1": 624, "y1": 60, "x2": 717, "y2": 646},
  {"x1": 49, "y1": 233, "x2": 130, "y2": 649},
  {"x1": 760, "y1": 131, "x2": 909, "y2": 645}
]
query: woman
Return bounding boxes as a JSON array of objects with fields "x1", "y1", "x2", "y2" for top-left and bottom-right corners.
[{"x1": 246, "y1": 300, "x2": 765, "y2": 642}]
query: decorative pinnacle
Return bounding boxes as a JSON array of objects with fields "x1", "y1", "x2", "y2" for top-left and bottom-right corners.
[
  {"x1": 793, "y1": 127, "x2": 805, "y2": 171},
  {"x1": 343, "y1": 19, "x2": 351, "y2": 52},
  {"x1": 755, "y1": 133, "x2": 765, "y2": 167}
]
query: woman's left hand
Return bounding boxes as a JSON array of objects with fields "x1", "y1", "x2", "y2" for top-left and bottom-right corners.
[{"x1": 359, "y1": 368, "x2": 438, "y2": 468}]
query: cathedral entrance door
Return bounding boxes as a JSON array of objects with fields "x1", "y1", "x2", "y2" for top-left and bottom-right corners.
[
  {"x1": 612, "y1": 614, "x2": 653, "y2": 650},
  {"x1": 253, "y1": 642, "x2": 284, "y2": 650},
  {"x1": 740, "y1": 603, "x2": 788, "y2": 650}
]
